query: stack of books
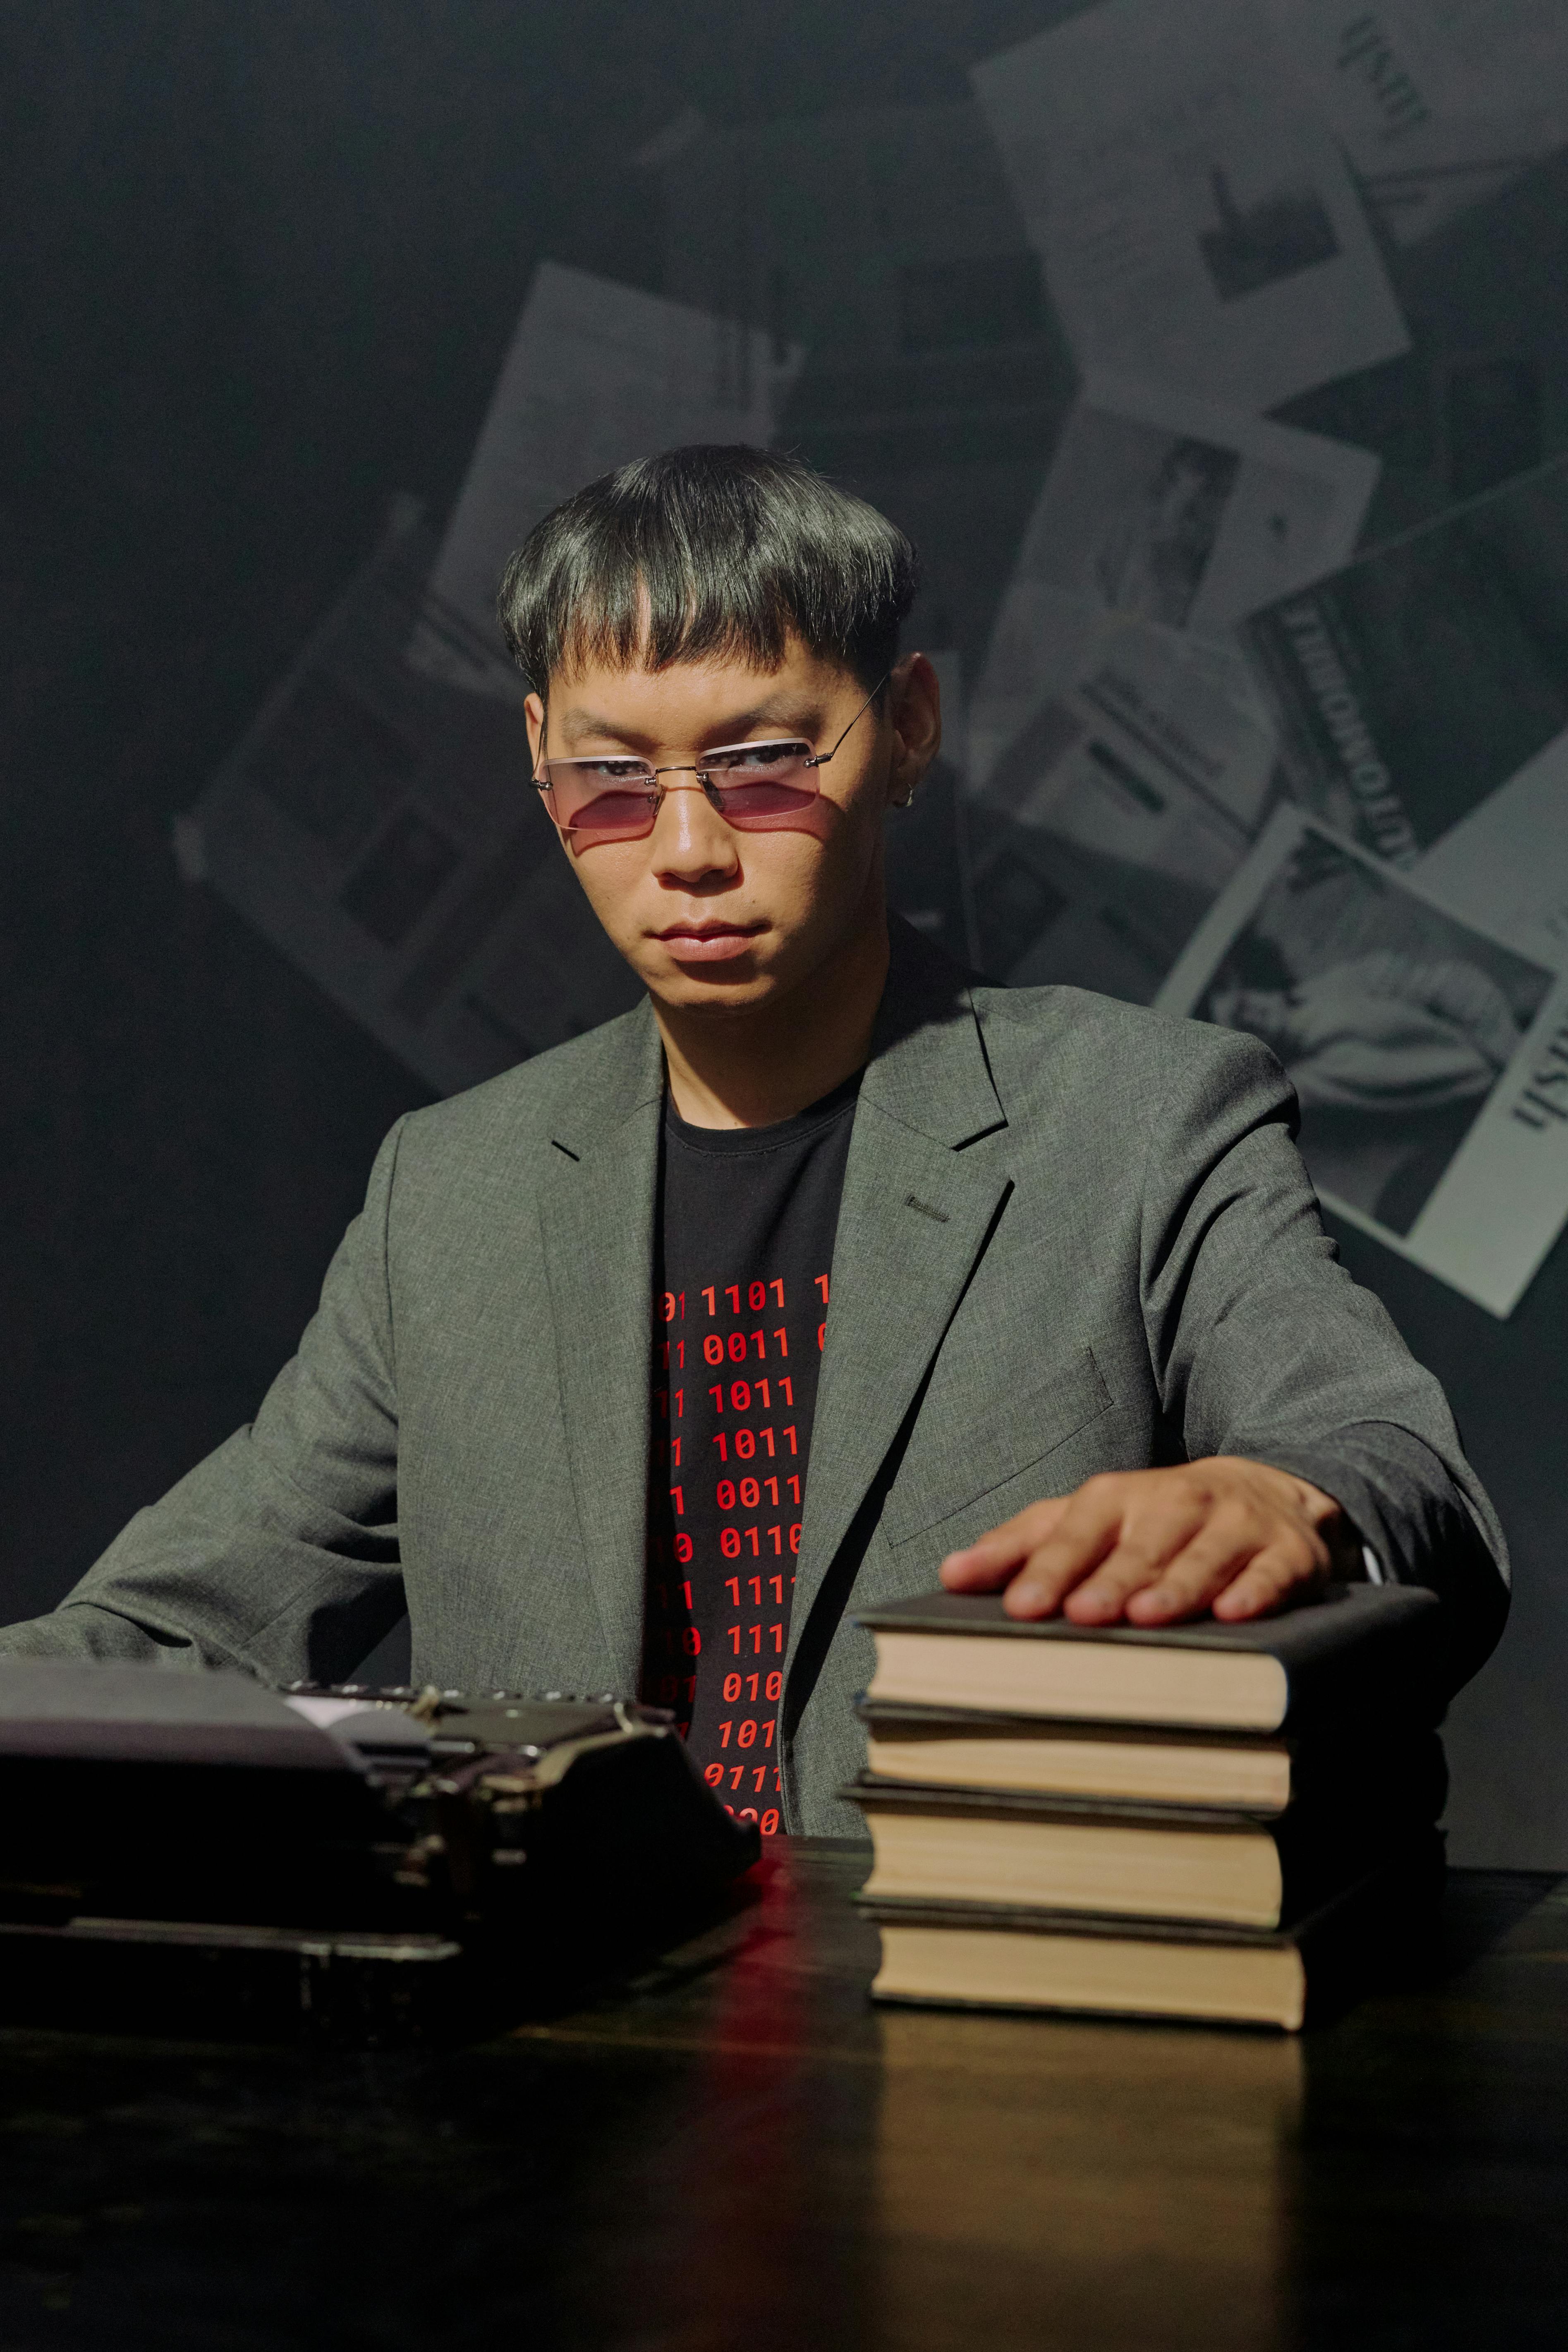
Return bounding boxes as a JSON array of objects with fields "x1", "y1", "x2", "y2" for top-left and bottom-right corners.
[{"x1": 847, "y1": 1583, "x2": 1445, "y2": 2030}]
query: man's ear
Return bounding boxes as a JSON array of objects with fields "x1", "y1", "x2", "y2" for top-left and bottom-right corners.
[{"x1": 886, "y1": 653, "x2": 942, "y2": 808}]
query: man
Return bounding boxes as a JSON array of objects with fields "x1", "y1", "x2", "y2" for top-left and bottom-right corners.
[{"x1": 0, "y1": 447, "x2": 1508, "y2": 1837}]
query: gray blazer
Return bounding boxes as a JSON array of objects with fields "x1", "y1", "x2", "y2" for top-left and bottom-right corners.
[{"x1": 0, "y1": 923, "x2": 1508, "y2": 1833}]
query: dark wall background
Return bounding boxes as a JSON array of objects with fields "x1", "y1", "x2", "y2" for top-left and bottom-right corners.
[{"x1": 3, "y1": 0, "x2": 1565, "y2": 1864}]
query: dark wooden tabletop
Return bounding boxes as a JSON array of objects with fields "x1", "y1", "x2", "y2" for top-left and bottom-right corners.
[{"x1": 0, "y1": 1841, "x2": 1565, "y2": 2350}]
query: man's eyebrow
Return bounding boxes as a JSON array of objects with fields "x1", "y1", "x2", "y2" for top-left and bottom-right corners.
[{"x1": 555, "y1": 698, "x2": 823, "y2": 750}]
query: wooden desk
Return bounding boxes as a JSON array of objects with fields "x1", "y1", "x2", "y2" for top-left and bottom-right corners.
[{"x1": 0, "y1": 1843, "x2": 1564, "y2": 2349}]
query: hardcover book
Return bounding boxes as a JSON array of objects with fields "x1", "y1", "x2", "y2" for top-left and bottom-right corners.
[
  {"x1": 857, "y1": 1700, "x2": 1446, "y2": 1816},
  {"x1": 860, "y1": 1835, "x2": 1443, "y2": 2031},
  {"x1": 847, "y1": 1772, "x2": 1441, "y2": 1932},
  {"x1": 855, "y1": 1583, "x2": 1441, "y2": 1732}
]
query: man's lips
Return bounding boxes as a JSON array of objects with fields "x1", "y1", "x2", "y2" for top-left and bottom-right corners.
[{"x1": 654, "y1": 921, "x2": 765, "y2": 963}]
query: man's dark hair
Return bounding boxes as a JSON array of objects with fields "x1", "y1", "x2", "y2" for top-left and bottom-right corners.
[{"x1": 497, "y1": 445, "x2": 919, "y2": 697}]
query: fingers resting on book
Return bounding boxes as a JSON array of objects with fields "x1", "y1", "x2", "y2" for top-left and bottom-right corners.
[{"x1": 938, "y1": 1458, "x2": 1349, "y2": 1627}]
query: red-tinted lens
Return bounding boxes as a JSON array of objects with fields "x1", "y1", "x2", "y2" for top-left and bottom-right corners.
[
  {"x1": 712, "y1": 777, "x2": 821, "y2": 824},
  {"x1": 702, "y1": 746, "x2": 819, "y2": 829},
  {"x1": 544, "y1": 764, "x2": 658, "y2": 838},
  {"x1": 542, "y1": 746, "x2": 822, "y2": 842},
  {"x1": 563, "y1": 788, "x2": 659, "y2": 836}
]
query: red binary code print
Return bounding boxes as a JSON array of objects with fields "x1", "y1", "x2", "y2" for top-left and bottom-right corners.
[
  {"x1": 642, "y1": 1262, "x2": 833, "y2": 1838},
  {"x1": 642, "y1": 1090, "x2": 854, "y2": 1840}
]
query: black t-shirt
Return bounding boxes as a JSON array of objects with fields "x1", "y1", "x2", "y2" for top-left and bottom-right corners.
[{"x1": 642, "y1": 1074, "x2": 859, "y2": 1837}]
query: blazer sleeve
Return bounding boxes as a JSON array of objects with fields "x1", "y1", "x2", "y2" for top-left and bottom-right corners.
[
  {"x1": 0, "y1": 1119, "x2": 412, "y2": 1683},
  {"x1": 1140, "y1": 1028, "x2": 1510, "y2": 1691}
]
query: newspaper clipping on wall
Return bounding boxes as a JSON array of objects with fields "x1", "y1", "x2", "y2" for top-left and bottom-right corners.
[
  {"x1": 1271, "y1": 0, "x2": 1568, "y2": 247},
  {"x1": 1241, "y1": 453, "x2": 1568, "y2": 862},
  {"x1": 1240, "y1": 453, "x2": 1568, "y2": 969},
  {"x1": 960, "y1": 374, "x2": 1383, "y2": 1003},
  {"x1": 1417, "y1": 733, "x2": 1568, "y2": 972},
  {"x1": 187, "y1": 505, "x2": 640, "y2": 1097},
  {"x1": 1158, "y1": 805, "x2": 1568, "y2": 1316},
  {"x1": 965, "y1": 609, "x2": 1282, "y2": 1004},
  {"x1": 970, "y1": 0, "x2": 1409, "y2": 410},
  {"x1": 967, "y1": 373, "x2": 1380, "y2": 791},
  {"x1": 409, "y1": 261, "x2": 804, "y2": 704}
]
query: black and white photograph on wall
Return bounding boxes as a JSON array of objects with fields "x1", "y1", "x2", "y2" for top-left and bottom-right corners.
[
  {"x1": 1160, "y1": 805, "x2": 1568, "y2": 1315},
  {"x1": 1197, "y1": 165, "x2": 1340, "y2": 300}
]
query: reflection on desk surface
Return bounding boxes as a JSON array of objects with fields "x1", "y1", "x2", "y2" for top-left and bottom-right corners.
[
  {"x1": 872, "y1": 2001, "x2": 1300, "y2": 2352},
  {"x1": 0, "y1": 1842, "x2": 1563, "y2": 2351}
]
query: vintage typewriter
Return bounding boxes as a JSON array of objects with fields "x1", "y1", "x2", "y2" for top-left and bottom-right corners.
[{"x1": 0, "y1": 1660, "x2": 759, "y2": 2041}]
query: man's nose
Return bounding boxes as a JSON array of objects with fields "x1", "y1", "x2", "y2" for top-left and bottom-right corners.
[{"x1": 651, "y1": 778, "x2": 738, "y2": 877}]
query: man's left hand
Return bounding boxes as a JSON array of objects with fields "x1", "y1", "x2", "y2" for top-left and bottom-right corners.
[{"x1": 939, "y1": 1458, "x2": 1353, "y2": 1626}]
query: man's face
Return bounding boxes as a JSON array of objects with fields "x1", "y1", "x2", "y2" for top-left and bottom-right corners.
[{"x1": 526, "y1": 639, "x2": 937, "y2": 1018}]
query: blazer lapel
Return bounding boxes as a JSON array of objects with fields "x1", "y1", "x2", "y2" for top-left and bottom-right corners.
[
  {"x1": 788, "y1": 923, "x2": 1011, "y2": 1671},
  {"x1": 537, "y1": 1000, "x2": 666, "y2": 1689}
]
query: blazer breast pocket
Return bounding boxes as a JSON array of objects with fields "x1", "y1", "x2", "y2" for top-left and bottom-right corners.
[{"x1": 881, "y1": 1345, "x2": 1115, "y2": 1552}]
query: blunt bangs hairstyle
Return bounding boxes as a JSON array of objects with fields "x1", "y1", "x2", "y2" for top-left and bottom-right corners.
[{"x1": 496, "y1": 444, "x2": 920, "y2": 698}]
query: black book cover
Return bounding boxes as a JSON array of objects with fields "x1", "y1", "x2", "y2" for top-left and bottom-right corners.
[
  {"x1": 846, "y1": 1762, "x2": 1445, "y2": 1837},
  {"x1": 855, "y1": 1582, "x2": 1443, "y2": 1730},
  {"x1": 857, "y1": 1884, "x2": 1372, "y2": 1950}
]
